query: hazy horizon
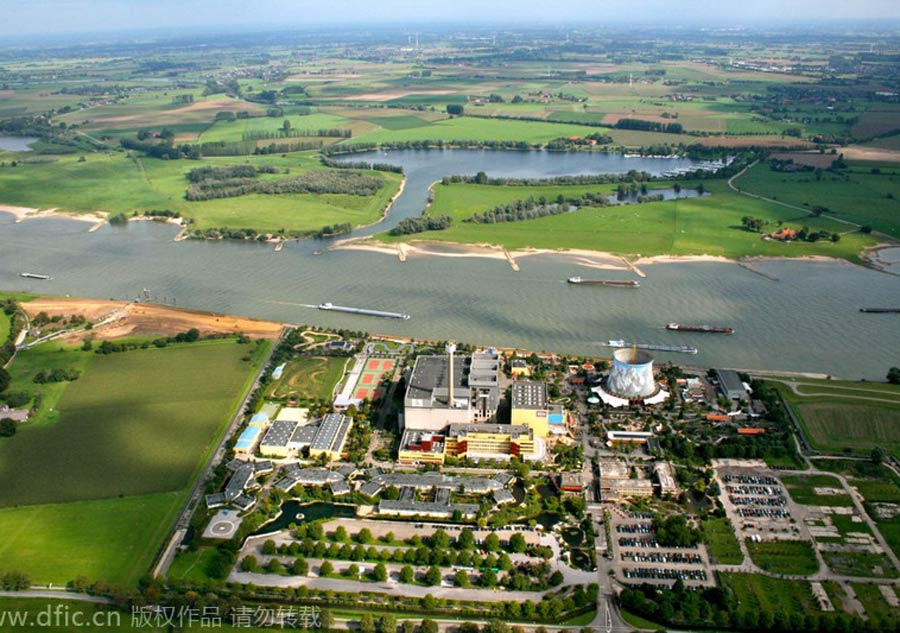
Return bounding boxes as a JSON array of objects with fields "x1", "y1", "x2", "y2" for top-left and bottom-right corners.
[{"x1": 2, "y1": 0, "x2": 900, "y2": 38}]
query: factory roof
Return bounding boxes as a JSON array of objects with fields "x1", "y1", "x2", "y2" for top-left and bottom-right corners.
[
  {"x1": 290, "y1": 424, "x2": 318, "y2": 447},
  {"x1": 261, "y1": 420, "x2": 296, "y2": 448},
  {"x1": 511, "y1": 381, "x2": 548, "y2": 410},
  {"x1": 406, "y1": 355, "x2": 469, "y2": 407},
  {"x1": 310, "y1": 413, "x2": 352, "y2": 453},
  {"x1": 716, "y1": 369, "x2": 747, "y2": 398}
]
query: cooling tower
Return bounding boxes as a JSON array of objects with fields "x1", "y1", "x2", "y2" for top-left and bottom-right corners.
[{"x1": 606, "y1": 348, "x2": 657, "y2": 399}]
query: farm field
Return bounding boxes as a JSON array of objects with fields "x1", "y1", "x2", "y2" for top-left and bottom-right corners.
[
  {"x1": 733, "y1": 161, "x2": 900, "y2": 238},
  {"x1": 850, "y1": 582, "x2": 900, "y2": 626},
  {"x1": 380, "y1": 179, "x2": 879, "y2": 262},
  {"x1": 268, "y1": 355, "x2": 348, "y2": 401},
  {"x1": 0, "y1": 339, "x2": 267, "y2": 507},
  {"x1": 821, "y1": 551, "x2": 897, "y2": 578},
  {"x1": 718, "y1": 573, "x2": 820, "y2": 624},
  {"x1": 774, "y1": 380, "x2": 900, "y2": 456},
  {"x1": 0, "y1": 338, "x2": 268, "y2": 587},
  {"x1": 0, "y1": 152, "x2": 402, "y2": 234},
  {"x1": 746, "y1": 540, "x2": 820, "y2": 575}
]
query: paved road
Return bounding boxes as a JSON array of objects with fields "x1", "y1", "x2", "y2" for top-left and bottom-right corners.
[{"x1": 0, "y1": 590, "x2": 113, "y2": 604}]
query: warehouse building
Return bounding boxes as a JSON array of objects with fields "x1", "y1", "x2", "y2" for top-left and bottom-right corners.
[
  {"x1": 716, "y1": 369, "x2": 749, "y2": 401},
  {"x1": 258, "y1": 414, "x2": 353, "y2": 462},
  {"x1": 510, "y1": 381, "x2": 568, "y2": 437}
]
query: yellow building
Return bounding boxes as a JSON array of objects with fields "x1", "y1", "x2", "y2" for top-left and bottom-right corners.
[
  {"x1": 511, "y1": 381, "x2": 568, "y2": 438},
  {"x1": 398, "y1": 430, "x2": 446, "y2": 465},
  {"x1": 510, "y1": 358, "x2": 531, "y2": 377},
  {"x1": 445, "y1": 423, "x2": 536, "y2": 460},
  {"x1": 308, "y1": 413, "x2": 353, "y2": 462}
]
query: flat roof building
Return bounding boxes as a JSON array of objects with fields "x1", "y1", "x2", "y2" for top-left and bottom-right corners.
[
  {"x1": 234, "y1": 425, "x2": 263, "y2": 455},
  {"x1": 309, "y1": 413, "x2": 353, "y2": 462},
  {"x1": 716, "y1": 369, "x2": 748, "y2": 401},
  {"x1": 260, "y1": 420, "x2": 297, "y2": 458},
  {"x1": 511, "y1": 381, "x2": 568, "y2": 438},
  {"x1": 403, "y1": 350, "x2": 501, "y2": 431},
  {"x1": 654, "y1": 462, "x2": 679, "y2": 497},
  {"x1": 602, "y1": 478, "x2": 653, "y2": 502}
]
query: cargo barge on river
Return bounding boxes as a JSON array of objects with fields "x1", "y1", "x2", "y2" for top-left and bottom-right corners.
[
  {"x1": 318, "y1": 302, "x2": 410, "y2": 320},
  {"x1": 666, "y1": 322, "x2": 734, "y2": 334},
  {"x1": 606, "y1": 340, "x2": 698, "y2": 355},
  {"x1": 567, "y1": 276, "x2": 639, "y2": 288}
]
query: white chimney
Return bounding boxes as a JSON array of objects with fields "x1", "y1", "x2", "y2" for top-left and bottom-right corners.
[{"x1": 446, "y1": 342, "x2": 457, "y2": 407}]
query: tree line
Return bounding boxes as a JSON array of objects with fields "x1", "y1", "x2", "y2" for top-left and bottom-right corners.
[
  {"x1": 389, "y1": 215, "x2": 453, "y2": 235},
  {"x1": 320, "y1": 155, "x2": 404, "y2": 174},
  {"x1": 242, "y1": 128, "x2": 351, "y2": 141},
  {"x1": 186, "y1": 169, "x2": 385, "y2": 201},
  {"x1": 615, "y1": 117, "x2": 684, "y2": 134}
]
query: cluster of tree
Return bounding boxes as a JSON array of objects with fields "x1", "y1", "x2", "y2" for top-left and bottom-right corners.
[
  {"x1": 320, "y1": 155, "x2": 404, "y2": 174},
  {"x1": 741, "y1": 215, "x2": 769, "y2": 232},
  {"x1": 651, "y1": 514, "x2": 700, "y2": 547},
  {"x1": 32, "y1": 367, "x2": 81, "y2": 384},
  {"x1": 464, "y1": 112, "x2": 607, "y2": 129},
  {"x1": 888, "y1": 367, "x2": 900, "y2": 385},
  {"x1": 120, "y1": 136, "x2": 200, "y2": 160},
  {"x1": 172, "y1": 94, "x2": 194, "y2": 105},
  {"x1": 467, "y1": 199, "x2": 576, "y2": 224},
  {"x1": 0, "y1": 570, "x2": 30, "y2": 591},
  {"x1": 186, "y1": 165, "x2": 277, "y2": 183},
  {"x1": 93, "y1": 328, "x2": 204, "y2": 355},
  {"x1": 615, "y1": 118, "x2": 684, "y2": 133},
  {"x1": 545, "y1": 132, "x2": 614, "y2": 149},
  {"x1": 446, "y1": 104, "x2": 465, "y2": 116},
  {"x1": 242, "y1": 127, "x2": 351, "y2": 141},
  {"x1": 186, "y1": 169, "x2": 384, "y2": 201},
  {"x1": 202, "y1": 78, "x2": 242, "y2": 98},
  {"x1": 138, "y1": 209, "x2": 181, "y2": 218},
  {"x1": 444, "y1": 170, "x2": 652, "y2": 187},
  {"x1": 313, "y1": 223, "x2": 353, "y2": 239},
  {"x1": 389, "y1": 215, "x2": 453, "y2": 235},
  {"x1": 795, "y1": 225, "x2": 842, "y2": 243}
]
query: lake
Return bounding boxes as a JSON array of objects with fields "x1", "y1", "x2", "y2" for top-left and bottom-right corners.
[
  {"x1": 0, "y1": 136, "x2": 38, "y2": 152},
  {"x1": 0, "y1": 149, "x2": 898, "y2": 379}
]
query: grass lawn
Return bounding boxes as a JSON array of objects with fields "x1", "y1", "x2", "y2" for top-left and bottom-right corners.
[
  {"x1": 0, "y1": 492, "x2": 181, "y2": 587},
  {"x1": 774, "y1": 381, "x2": 900, "y2": 456},
  {"x1": 781, "y1": 474, "x2": 854, "y2": 507},
  {"x1": 702, "y1": 517, "x2": 743, "y2": 565},
  {"x1": 166, "y1": 546, "x2": 219, "y2": 584},
  {"x1": 734, "y1": 161, "x2": 900, "y2": 238},
  {"x1": 746, "y1": 540, "x2": 819, "y2": 575},
  {"x1": 719, "y1": 573, "x2": 819, "y2": 621},
  {"x1": 850, "y1": 582, "x2": 900, "y2": 625},
  {"x1": 0, "y1": 310, "x2": 9, "y2": 342},
  {"x1": 379, "y1": 179, "x2": 878, "y2": 262},
  {"x1": 268, "y1": 355, "x2": 348, "y2": 401},
  {"x1": 0, "y1": 151, "x2": 402, "y2": 234},
  {"x1": 0, "y1": 339, "x2": 266, "y2": 507},
  {"x1": 822, "y1": 551, "x2": 897, "y2": 578}
]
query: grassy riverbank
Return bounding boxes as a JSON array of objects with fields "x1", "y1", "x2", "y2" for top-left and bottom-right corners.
[
  {"x1": 377, "y1": 178, "x2": 880, "y2": 263},
  {"x1": 0, "y1": 151, "x2": 402, "y2": 235}
]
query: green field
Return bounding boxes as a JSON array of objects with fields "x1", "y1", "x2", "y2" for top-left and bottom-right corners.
[
  {"x1": 746, "y1": 540, "x2": 820, "y2": 575},
  {"x1": 850, "y1": 582, "x2": 900, "y2": 625},
  {"x1": 0, "y1": 152, "x2": 402, "y2": 234},
  {"x1": 379, "y1": 179, "x2": 878, "y2": 262},
  {"x1": 719, "y1": 573, "x2": 820, "y2": 622},
  {"x1": 735, "y1": 161, "x2": 900, "y2": 238},
  {"x1": 701, "y1": 517, "x2": 743, "y2": 564},
  {"x1": 0, "y1": 493, "x2": 181, "y2": 587},
  {"x1": 773, "y1": 380, "x2": 900, "y2": 456},
  {"x1": 268, "y1": 355, "x2": 348, "y2": 401},
  {"x1": 781, "y1": 474, "x2": 854, "y2": 507},
  {"x1": 822, "y1": 551, "x2": 897, "y2": 578},
  {"x1": 0, "y1": 338, "x2": 268, "y2": 586}
]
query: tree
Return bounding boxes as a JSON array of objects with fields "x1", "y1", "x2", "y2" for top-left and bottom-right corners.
[
  {"x1": 458, "y1": 528, "x2": 476, "y2": 550},
  {"x1": 0, "y1": 418, "x2": 16, "y2": 438},
  {"x1": 509, "y1": 533, "x2": 527, "y2": 553},
  {"x1": 240, "y1": 555, "x2": 259, "y2": 572},
  {"x1": 431, "y1": 529, "x2": 450, "y2": 549},
  {"x1": 484, "y1": 533, "x2": 501, "y2": 552},
  {"x1": 888, "y1": 367, "x2": 900, "y2": 385},
  {"x1": 266, "y1": 558, "x2": 283, "y2": 574},
  {"x1": 399, "y1": 565, "x2": 414, "y2": 584},
  {"x1": 373, "y1": 562, "x2": 388, "y2": 582},
  {"x1": 320, "y1": 609, "x2": 334, "y2": 631},
  {"x1": 424, "y1": 565, "x2": 441, "y2": 586},
  {"x1": 359, "y1": 613, "x2": 376, "y2": 633},
  {"x1": 872, "y1": 446, "x2": 887, "y2": 465},
  {"x1": 292, "y1": 558, "x2": 309, "y2": 576},
  {"x1": 446, "y1": 104, "x2": 464, "y2": 116},
  {"x1": 262, "y1": 540, "x2": 277, "y2": 555},
  {"x1": 334, "y1": 525, "x2": 349, "y2": 542},
  {"x1": 454, "y1": 569, "x2": 470, "y2": 587},
  {"x1": 481, "y1": 569, "x2": 498, "y2": 587},
  {"x1": 420, "y1": 619, "x2": 439, "y2": 633},
  {"x1": 282, "y1": 119, "x2": 292, "y2": 133},
  {"x1": 357, "y1": 528, "x2": 373, "y2": 544},
  {"x1": 319, "y1": 560, "x2": 333, "y2": 576},
  {"x1": 0, "y1": 367, "x2": 10, "y2": 393},
  {"x1": 378, "y1": 614, "x2": 397, "y2": 633}
]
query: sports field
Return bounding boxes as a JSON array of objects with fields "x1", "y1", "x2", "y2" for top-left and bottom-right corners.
[
  {"x1": 773, "y1": 379, "x2": 900, "y2": 455},
  {"x1": 352, "y1": 358, "x2": 396, "y2": 401},
  {"x1": 380, "y1": 179, "x2": 878, "y2": 262},
  {"x1": 268, "y1": 355, "x2": 348, "y2": 401},
  {"x1": 0, "y1": 338, "x2": 269, "y2": 586}
]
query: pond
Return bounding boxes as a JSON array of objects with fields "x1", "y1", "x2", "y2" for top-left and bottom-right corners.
[
  {"x1": 0, "y1": 135, "x2": 38, "y2": 151},
  {"x1": 252, "y1": 501, "x2": 356, "y2": 535}
]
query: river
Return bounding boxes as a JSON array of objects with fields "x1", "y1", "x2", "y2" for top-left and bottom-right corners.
[
  {"x1": 0, "y1": 136, "x2": 38, "y2": 152},
  {"x1": 1, "y1": 150, "x2": 898, "y2": 379}
]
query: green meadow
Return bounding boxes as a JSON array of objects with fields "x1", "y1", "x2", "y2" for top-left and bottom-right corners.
[
  {"x1": 0, "y1": 152, "x2": 402, "y2": 233},
  {"x1": 0, "y1": 338, "x2": 269, "y2": 586},
  {"x1": 351, "y1": 115, "x2": 602, "y2": 144},
  {"x1": 380, "y1": 179, "x2": 878, "y2": 262},
  {"x1": 734, "y1": 161, "x2": 900, "y2": 238},
  {"x1": 746, "y1": 540, "x2": 820, "y2": 575}
]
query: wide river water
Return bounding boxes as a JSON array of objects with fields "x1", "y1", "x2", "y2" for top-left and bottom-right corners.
[{"x1": 1, "y1": 149, "x2": 898, "y2": 379}]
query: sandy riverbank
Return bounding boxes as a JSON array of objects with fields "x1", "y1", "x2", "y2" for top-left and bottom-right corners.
[
  {"x1": 0, "y1": 204, "x2": 106, "y2": 225},
  {"x1": 22, "y1": 297, "x2": 284, "y2": 343}
]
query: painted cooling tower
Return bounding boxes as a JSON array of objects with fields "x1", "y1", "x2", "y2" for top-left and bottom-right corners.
[{"x1": 606, "y1": 348, "x2": 657, "y2": 399}]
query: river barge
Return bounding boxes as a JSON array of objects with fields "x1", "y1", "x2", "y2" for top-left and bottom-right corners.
[
  {"x1": 318, "y1": 303, "x2": 410, "y2": 320},
  {"x1": 568, "y1": 276, "x2": 639, "y2": 288},
  {"x1": 606, "y1": 340, "x2": 698, "y2": 355},
  {"x1": 667, "y1": 322, "x2": 734, "y2": 334},
  {"x1": 20, "y1": 272, "x2": 51, "y2": 280},
  {"x1": 860, "y1": 308, "x2": 900, "y2": 314}
]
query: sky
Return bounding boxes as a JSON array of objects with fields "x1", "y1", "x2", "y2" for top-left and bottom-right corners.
[{"x1": 2, "y1": 0, "x2": 900, "y2": 37}]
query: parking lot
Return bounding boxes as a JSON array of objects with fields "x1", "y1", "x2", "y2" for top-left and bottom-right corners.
[{"x1": 609, "y1": 514, "x2": 714, "y2": 587}]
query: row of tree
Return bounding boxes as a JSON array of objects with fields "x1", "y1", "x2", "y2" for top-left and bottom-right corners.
[
  {"x1": 185, "y1": 169, "x2": 384, "y2": 201},
  {"x1": 389, "y1": 215, "x2": 453, "y2": 235}
]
